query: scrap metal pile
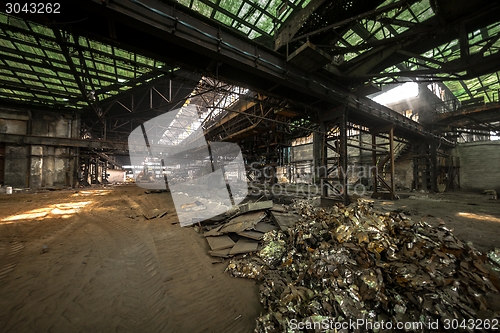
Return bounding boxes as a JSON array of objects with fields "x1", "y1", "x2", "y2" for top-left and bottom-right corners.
[{"x1": 226, "y1": 199, "x2": 500, "y2": 332}]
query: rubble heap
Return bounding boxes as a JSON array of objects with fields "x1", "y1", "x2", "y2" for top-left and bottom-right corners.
[{"x1": 226, "y1": 200, "x2": 500, "y2": 332}]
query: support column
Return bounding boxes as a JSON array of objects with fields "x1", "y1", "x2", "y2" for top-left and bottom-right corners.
[
  {"x1": 339, "y1": 108, "x2": 349, "y2": 206},
  {"x1": 412, "y1": 143, "x2": 418, "y2": 190},
  {"x1": 371, "y1": 133, "x2": 378, "y2": 196},
  {"x1": 389, "y1": 126, "x2": 395, "y2": 196},
  {"x1": 313, "y1": 121, "x2": 327, "y2": 196},
  {"x1": 430, "y1": 139, "x2": 437, "y2": 192}
]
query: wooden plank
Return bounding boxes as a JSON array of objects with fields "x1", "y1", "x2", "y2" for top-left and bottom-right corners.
[
  {"x1": 220, "y1": 211, "x2": 266, "y2": 233},
  {"x1": 206, "y1": 235, "x2": 235, "y2": 251},
  {"x1": 229, "y1": 238, "x2": 259, "y2": 255},
  {"x1": 270, "y1": 204, "x2": 287, "y2": 212},
  {"x1": 239, "y1": 200, "x2": 273, "y2": 213},
  {"x1": 237, "y1": 230, "x2": 264, "y2": 241},
  {"x1": 208, "y1": 248, "x2": 232, "y2": 258},
  {"x1": 254, "y1": 221, "x2": 278, "y2": 233},
  {"x1": 270, "y1": 211, "x2": 300, "y2": 231},
  {"x1": 204, "y1": 225, "x2": 223, "y2": 237}
]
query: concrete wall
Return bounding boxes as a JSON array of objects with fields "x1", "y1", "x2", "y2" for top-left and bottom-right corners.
[
  {"x1": 4, "y1": 146, "x2": 29, "y2": 188},
  {"x1": 0, "y1": 108, "x2": 80, "y2": 189},
  {"x1": 452, "y1": 141, "x2": 500, "y2": 192},
  {"x1": 107, "y1": 169, "x2": 126, "y2": 183}
]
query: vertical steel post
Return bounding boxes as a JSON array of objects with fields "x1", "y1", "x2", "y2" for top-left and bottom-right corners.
[
  {"x1": 389, "y1": 126, "x2": 395, "y2": 198},
  {"x1": 430, "y1": 139, "x2": 438, "y2": 192},
  {"x1": 372, "y1": 133, "x2": 378, "y2": 196},
  {"x1": 339, "y1": 109, "x2": 349, "y2": 205}
]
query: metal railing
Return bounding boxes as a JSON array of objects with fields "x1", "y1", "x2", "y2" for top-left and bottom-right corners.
[{"x1": 420, "y1": 92, "x2": 500, "y2": 116}]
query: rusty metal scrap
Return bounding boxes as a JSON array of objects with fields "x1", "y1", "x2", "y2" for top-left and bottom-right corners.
[{"x1": 226, "y1": 199, "x2": 500, "y2": 332}]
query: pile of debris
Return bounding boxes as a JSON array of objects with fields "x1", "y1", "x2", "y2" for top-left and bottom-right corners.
[
  {"x1": 202, "y1": 200, "x2": 300, "y2": 258},
  {"x1": 224, "y1": 199, "x2": 500, "y2": 332}
]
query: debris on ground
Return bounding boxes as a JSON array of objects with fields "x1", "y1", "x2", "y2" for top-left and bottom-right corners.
[
  {"x1": 143, "y1": 208, "x2": 169, "y2": 220},
  {"x1": 240, "y1": 201, "x2": 274, "y2": 213},
  {"x1": 270, "y1": 211, "x2": 300, "y2": 231},
  {"x1": 222, "y1": 199, "x2": 500, "y2": 332},
  {"x1": 206, "y1": 235, "x2": 235, "y2": 251},
  {"x1": 230, "y1": 238, "x2": 260, "y2": 255},
  {"x1": 144, "y1": 189, "x2": 170, "y2": 194},
  {"x1": 488, "y1": 249, "x2": 500, "y2": 267},
  {"x1": 197, "y1": 200, "x2": 299, "y2": 259},
  {"x1": 180, "y1": 201, "x2": 206, "y2": 212},
  {"x1": 484, "y1": 189, "x2": 498, "y2": 200}
]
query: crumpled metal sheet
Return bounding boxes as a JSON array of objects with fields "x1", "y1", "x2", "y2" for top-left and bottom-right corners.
[
  {"x1": 258, "y1": 230, "x2": 287, "y2": 266},
  {"x1": 225, "y1": 256, "x2": 266, "y2": 280},
  {"x1": 227, "y1": 199, "x2": 500, "y2": 332},
  {"x1": 488, "y1": 249, "x2": 500, "y2": 267}
]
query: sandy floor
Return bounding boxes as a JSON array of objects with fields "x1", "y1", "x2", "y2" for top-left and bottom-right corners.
[
  {"x1": 0, "y1": 185, "x2": 261, "y2": 333},
  {"x1": 0, "y1": 186, "x2": 499, "y2": 333}
]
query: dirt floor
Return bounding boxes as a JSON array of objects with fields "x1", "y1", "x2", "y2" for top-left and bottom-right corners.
[
  {"x1": 0, "y1": 185, "x2": 261, "y2": 333},
  {"x1": 371, "y1": 191, "x2": 500, "y2": 254},
  {"x1": 0, "y1": 186, "x2": 499, "y2": 333}
]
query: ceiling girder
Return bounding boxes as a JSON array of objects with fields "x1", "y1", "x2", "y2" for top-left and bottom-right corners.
[
  {"x1": 273, "y1": 0, "x2": 327, "y2": 50},
  {"x1": 53, "y1": 28, "x2": 104, "y2": 122}
]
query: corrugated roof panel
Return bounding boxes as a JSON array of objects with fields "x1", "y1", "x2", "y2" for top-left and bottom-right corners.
[
  {"x1": 256, "y1": 13, "x2": 274, "y2": 33},
  {"x1": 214, "y1": 11, "x2": 234, "y2": 26},
  {"x1": 22, "y1": 79, "x2": 45, "y2": 87},
  {"x1": 192, "y1": 0, "x2": 213, "y2": 17},
  {"x1": 0, "y1": 39, "x2": 15, "y2": 49},
  {"x1": 16, "y1": 71, "x2": 39, "y2": 80},
  {"x1": 28, "y1": 22, "x2": 54, "y2": 38},
  {"x1": 0, "y1": 76, "x2": 21, "y2": 84},
  {"x1": 0, "y1": 68, "x2": 13, "y2": 75}
]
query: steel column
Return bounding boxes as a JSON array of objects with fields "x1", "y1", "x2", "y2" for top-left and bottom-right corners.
[
  {"x1": 372, "y1": 133, "x2": 378, "y2": 196},
  {"x1": 389, "y1": 126, "x2": 396, "y2": 196},
  {"x1": 339, "y1": 108, "x2": 350, "y2": 206}
]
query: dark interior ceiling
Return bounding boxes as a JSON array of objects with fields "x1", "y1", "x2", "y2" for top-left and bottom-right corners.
[{"x1": 1, "y1": 0, "x2": 500, "y2": 143}]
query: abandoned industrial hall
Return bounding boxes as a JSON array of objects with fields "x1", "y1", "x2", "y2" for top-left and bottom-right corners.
[{"x1": 1, "y1": 0, "x2": 500, "y2": 332}]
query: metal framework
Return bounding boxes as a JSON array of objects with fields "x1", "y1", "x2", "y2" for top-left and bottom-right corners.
[{"x1": 2, "y1": 0, "x2": 500, "y2": 195}]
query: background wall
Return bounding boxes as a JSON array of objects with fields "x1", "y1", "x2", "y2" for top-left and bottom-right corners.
[
  {"x1": 0, "y1": 108, "x2": 80, "y2": 189},
  {"x1": 452, "y1": 141, "x2": 500, "y2": 192}
]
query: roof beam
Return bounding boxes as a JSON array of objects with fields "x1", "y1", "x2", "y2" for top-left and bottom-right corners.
[
  {"x1": 0, "y1": 78, "x2": 81, "y2": 100},
  {"x1": 8, "y1": 0, "x2": 441, "y2": 141},
  {"x1": 0, "y1": 22, "x2": 163, "y2": 73},
  {"x1": 0, "y1": 45, "x2": 119, "y2": 85},
  {"x1": 396, "y1": 49, "x2": 448, "y2": 68},
  {"x1": 459, "y1": 23, "x2": 469, "y2": 58},
  {"x1": 273, "y1": 0, "x2": 327, "y2": 50},
  {"x1": 288, "y1": 0, "x2": 417, "y2": 44},
  {"x1": 193, "y1": 0, "x2": 270, "y2": 37},
  {"x1": 53, "y1": 28, "x2": 104, "y2": 122},
  {"x1": 377, "y1": 17, "x2": 417, "y2": 28},
  {"x1": 0, "y1": 133, "x2": 129, "y2": 151}
]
